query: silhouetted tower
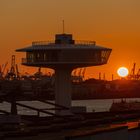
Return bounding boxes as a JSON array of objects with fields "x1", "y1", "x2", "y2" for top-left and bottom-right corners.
[
  {"x1": 10, "y1": 55, "x2": 16, "y2": 74},
  {"x1": 6, "y1": 55, "x2": 20, "y2": 80},
  {"x1": 136, "y1": 68, "x2": 140, "y2": 80},
  {"x1": 16, "y1": 33, "x2": 112, "y2": 115},
  {"x1": 128, "y1": 63, "x2": 137, "y2": 80},
  {"x1": 112, "y1": 74, "x2": 114, "y2": 81}
]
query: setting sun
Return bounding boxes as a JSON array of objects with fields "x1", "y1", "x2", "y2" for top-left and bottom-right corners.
[{"x1": 117, "y1": 67, "x2": 129, "y2": 77}]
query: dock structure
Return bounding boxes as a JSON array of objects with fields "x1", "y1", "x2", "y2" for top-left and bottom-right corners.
[
  {"x1": 0, "y1": 111, "x2": 140, "y2": 140},
  {"x1": 16, "y1": 33, "x2": 112, "y2": 115}
]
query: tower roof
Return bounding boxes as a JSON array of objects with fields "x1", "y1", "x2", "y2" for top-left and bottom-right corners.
[
  {"x1": 16, "y1": 33, "x2": 111, "y2": 52},
  {"x1": 16, "y1": 33, "x2": 112, "y2": 69},
  {"x1": 16, "y1": 44, "x2": 111, "y2": 52}
]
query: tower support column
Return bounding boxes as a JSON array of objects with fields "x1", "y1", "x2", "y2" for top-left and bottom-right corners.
[{"x1": 55, "y1": 68, "x2": 72, "y2": 115}]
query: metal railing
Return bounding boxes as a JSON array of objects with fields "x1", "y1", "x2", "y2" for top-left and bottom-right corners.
[
  {"x1": 75, "y1": 40, "x2": 96, "y2": 46},
  {"x1": 32, "y1": 41, "x2": 54, "y2": 46},
  {"x1": 32, "y1": 40, "x2": 96, "y2": 46},
  {"x1": 21, "y1": 57, "x2": 107, "y2": 65}
]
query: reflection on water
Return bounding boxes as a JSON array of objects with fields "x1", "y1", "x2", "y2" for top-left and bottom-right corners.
[
  {"x1": 73, "y1": 98, "x2": 140, "y2": 112},
  {"x1": 0, "y1": 98, "x2": 140, "y2": 116}
]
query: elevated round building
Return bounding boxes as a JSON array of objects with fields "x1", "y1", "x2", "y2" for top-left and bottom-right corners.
[{"x1": 16, "y1": 33, "x2": 112, "y2": 115}]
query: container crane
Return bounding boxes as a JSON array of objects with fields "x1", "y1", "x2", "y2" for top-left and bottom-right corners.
[
  {"x1": 128, "y1": 63, "x2": 136, "y2": 80},
  {"x1": 136, "y1": 68, "x2": 140, "y2": 80},
  {"x1": 6, "y1": 55, "x2": 20, "y2": 80}
]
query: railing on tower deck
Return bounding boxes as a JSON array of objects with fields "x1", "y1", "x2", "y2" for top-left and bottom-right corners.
[
  {"x1": 32, "y1": 41, "x2": 54, "y2": 46},
  {"x1": 32, "y1": 40, "x2": 96, "y2": 46},
  {"x1": 22, "y1": 58, "x2": 27, "y2": 64},
  {"x1": 75, "y1": 40, "x2": 96, "y2": 46},
  {"x1": 21, "y1": 57, "x2": 108, "y2": 64}
]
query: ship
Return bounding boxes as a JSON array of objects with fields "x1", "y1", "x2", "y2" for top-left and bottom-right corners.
[{"x1": 110, "y1": 99, "x2": 140, "y2": 112}]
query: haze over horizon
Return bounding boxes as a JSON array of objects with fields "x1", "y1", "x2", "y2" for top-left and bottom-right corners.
[{"x1": 0, "y1": 0, "x2": 140, "y2": 80}]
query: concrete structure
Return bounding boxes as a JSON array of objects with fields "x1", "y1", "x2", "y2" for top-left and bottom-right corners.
[
  {"x1": 1, "y1": 118, "x2": 140, "y2": 140},
  {"x1": 66, "y1": 126, "x2": 140, "y2": 140},
  {"x1": 16, "y1": 33, "x2": 112, "y2": 115}
]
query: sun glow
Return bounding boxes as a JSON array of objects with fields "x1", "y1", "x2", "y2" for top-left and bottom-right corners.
[{"x1": 117, "y1": 67, "x2": 129, "y2": 77}]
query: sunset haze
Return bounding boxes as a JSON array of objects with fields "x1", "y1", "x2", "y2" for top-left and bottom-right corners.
[{"x1": 0, "y1": 0, "x2": 140, "y2": 80}]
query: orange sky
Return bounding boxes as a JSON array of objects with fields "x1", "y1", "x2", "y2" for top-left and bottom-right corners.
[{"x1": 0, "y1": 0, "x2": 140, "y2": 80}]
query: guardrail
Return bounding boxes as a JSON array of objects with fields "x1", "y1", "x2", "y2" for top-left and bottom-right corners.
[
  {"x1": 21, "y1": 58, "x2": 107, "y2": 64},
  {"x1": 32, "y1": 40, "x2": 96, "y2": 46},
  {"x1": 32, "y1": 41, "x2": 54, "y2": 46}
]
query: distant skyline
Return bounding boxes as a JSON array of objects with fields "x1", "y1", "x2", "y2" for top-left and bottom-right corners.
[{"x1": 0, "y1": 0, "x2": 140, "y2": 80}]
